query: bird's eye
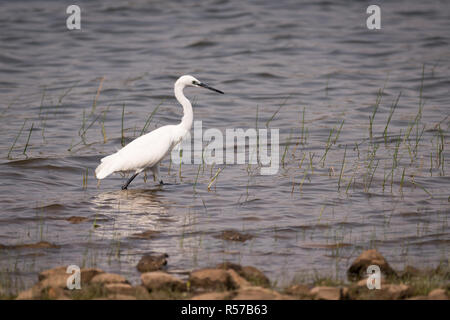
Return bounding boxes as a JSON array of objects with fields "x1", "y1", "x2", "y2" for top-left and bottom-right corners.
[{"x1": 192, "y1": 81, "x2": 196, "y2": 85}]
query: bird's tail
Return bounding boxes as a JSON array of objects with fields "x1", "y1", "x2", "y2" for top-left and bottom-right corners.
[{"x1": 95, "y1": 153, "x2": 119, "y2": 179}]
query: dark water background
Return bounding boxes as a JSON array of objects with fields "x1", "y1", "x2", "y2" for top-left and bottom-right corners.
[{"x1": 0, "y1": 0, "x2": 449, "y2": 293}]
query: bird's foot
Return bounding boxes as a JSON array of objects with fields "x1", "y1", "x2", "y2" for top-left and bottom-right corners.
[
  {"x1": 121, "y1": 185, "x2": 128, "y2": 190},
  {"x1": 159, "y1": 180, "x2": 164, "y2": 185}
]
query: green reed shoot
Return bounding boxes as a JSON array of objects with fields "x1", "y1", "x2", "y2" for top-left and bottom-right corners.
[
  {"x1": 366, "y1": 159, "x2": 379, "y2": 193},
  {"x1": 299, "y1": 166, "x2": 309, "y2": 194},
  {"x1": 399, "y1": 167, "x2": 405, "y2": 194},
  {"x1": 193, "y1": 164, "x2": 201, "y2": 193},
  {"x1": 91, "y1": 77, "x2": 104, "y2": 114},
  {"x1": 23, "y1": 122, "x2": 34, "y2": 155},
  {"x1": 39, "y1": 86, "x2": 46, "y2": 118},
  {"x1": 338, "y1": 145, "x2": 347, "y2": 191},
  {"x1": 298, "y1": 152, "x2": 306, "y2": 169},
  {"x1": 7, "y1": 119, "x2": 26, "y2": 159},
  {"x1": 369, "y1": 85, "x2": 385, "y2": 141},
  {"x1": 140, "y1": 100, "x2": 163, "y2": 136},
  {"x1": 168, "y1": 154, "x2": 172, "y2": 176},
  {"x1": 354, "y1": 142, "x2": 360, "y2": 160},
  {"x1": 430, "y1": 151, "x2": 433, "y2": 177},
  {"x1": 411, "y1": 180, "x2": 432, "y2": 197},
  {"x1": 346, "y1": 163, "x2": 358, "y2": 194},
  {"x1": 101, "y1": 108, "x2": 109, "y2": 143},
  {"x1": 281, "y1": 129, "x2": 292, "y2": 168},
  {"x1": 79, "y1": 108, "x2": 86, "y2": 138},
  {"x1": 266, "y1": 96, "x2": 289, "y2": 127},
  {"x1": 300, "y1": 107, "x2": 306, "y2": 145},
  {"x1": 413, "y1": 124, "x2": 425, "y2": 158},
  {"x1": 393, "y1": 130, "x2": 402, "y2": 169},
  {"x1": 333, "y1": 119, "x2": 344, "y2": 145},
  {"x1": 82, "y1": 168, "x2": 88, "y2": 189},
  {"x1": 320, "y1": 127, "x2": 335, "y2": 166},
  {"x1": 309, "y1": 152, "x2": 315, "y2": 175},
  {"x1": 207, "y1": 166, "x2": 225, "y2": 191},
  {"x1": 80, "y1": 112, "x2": 102, "y2": 139},
  {"x1": 383, "y1": 92, "x2": 401, "y2": 143},
  {"x1": 58, "y1": 82, "x2": 77, "y2": 106}
]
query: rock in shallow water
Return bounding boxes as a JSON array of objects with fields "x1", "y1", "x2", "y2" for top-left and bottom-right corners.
[
  {"x1": 130, "y1": 230, "x2": 162, "y2": 240},
  {"x1": 214, "y1": 230, "x2": 253, "y2": 242},
  {"x1": 137, "y1": 253, "x2": 168, "y2": 272}
]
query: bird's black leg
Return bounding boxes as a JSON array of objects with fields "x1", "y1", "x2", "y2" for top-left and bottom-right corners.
[
  {"x1": 159, "y1": 180, "x2": 164, "y2": 185},
  {"x1": 122, "y1": 173, "x2": 139, "y2": 190}
]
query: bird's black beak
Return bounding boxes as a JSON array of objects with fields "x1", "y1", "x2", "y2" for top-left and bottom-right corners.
[{"x1": 198, "y1": 82, "x2": 224, "y2": 94}]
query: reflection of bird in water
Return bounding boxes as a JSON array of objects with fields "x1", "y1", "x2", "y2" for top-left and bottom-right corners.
[
  {"x1": 91, "y1": 190, "x2": 171, "y2": 240},
  {"x1": 95, "y1": 75, "x2": 224, "y2": 190}
]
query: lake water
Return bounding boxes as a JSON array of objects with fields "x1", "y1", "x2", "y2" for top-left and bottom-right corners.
[{"x1": 0, "y1": 0, "x2": 449, "y2": 293}]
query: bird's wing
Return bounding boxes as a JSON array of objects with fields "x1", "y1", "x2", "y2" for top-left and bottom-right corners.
[{"x1": 113, "y1": 125, "x2": 176, "y2": 172}]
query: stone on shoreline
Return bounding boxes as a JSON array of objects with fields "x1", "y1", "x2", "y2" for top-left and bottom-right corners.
[
  {"x1": 38, "y1": 266, "x2": 104, "y2": 284},
  {"x1": 348, "y1": 282, "x2": 412, "y2": 300},
  {"x1": 106, "y1": 294, "x2": 137, "y2": 300},
  {"x1": 310, "y1": 286, "x2": 341, "y2": 300},
  {"x1": 428, "y1": 288, "x2": 448, "y2": 300},
  {"x1": 240, "y1": 266, "x2": 270, "y2": 287},
  {"x1": 104, "y1": 283, "x2": 134, "y2": 295},
  {"x1": 227, "y1": 269, "x2": 251, "y2": 289},
  {"x1": 216, "y1": 263, "x2": 270, "y2": 287},
  {"x1": 233, "y1": 286, "x2": 292, "y2": 300},
  {"x1": 39, "y1": 274, "x2": 71, "y2": 289},
  {"x1": 16, "y1": 288, "x2": 35, "y2": 300},
  {"x1": 141, "y1": 271, "x2": 186, "y2": 292},
  {"x1": 191, "y1": 292, "x2": 233, "y2": 300},
  {"x1": 104, "y1": 284, "x2": 151, "y2": 299},
  {"x1": 284, "y1": 284, "x2": 311, "y2": 298},
  {"x1": 189, "y1": 268, "x2": 235, "y2": 291},
  {"x1": 383, "y1": 284, "x2": 412, "y2": 300},
  {"x1": 347, "y1": 249, "x2": 397, "y2": 281},
  {"x1": 90, "y1": 273, "x2": 128, "y2": 285},
  {"x1": 13, "y1": 259, "x2": 448, "y2": 300}
]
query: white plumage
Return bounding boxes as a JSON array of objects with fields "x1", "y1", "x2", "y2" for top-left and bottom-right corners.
[{"x1": 95, "y1": 75, "x2": 224, "y2": 189}]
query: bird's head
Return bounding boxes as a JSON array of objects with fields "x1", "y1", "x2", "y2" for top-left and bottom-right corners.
[{"x1": 176, "y1": 75, "x2": 224, "y2": 94}]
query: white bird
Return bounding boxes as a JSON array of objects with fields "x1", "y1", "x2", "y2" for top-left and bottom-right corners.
[{"x1": 95, "y1": 75, "x2": 224, "y2": 190}]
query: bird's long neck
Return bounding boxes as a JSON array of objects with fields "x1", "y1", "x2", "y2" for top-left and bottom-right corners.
[{"x1": 174, "y1": 84, "x2": 193, "y2": 132}]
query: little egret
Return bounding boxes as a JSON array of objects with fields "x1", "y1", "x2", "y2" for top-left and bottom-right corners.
[{"x1": 95, "y1": 75, "x2": 224, "y2": 189}]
